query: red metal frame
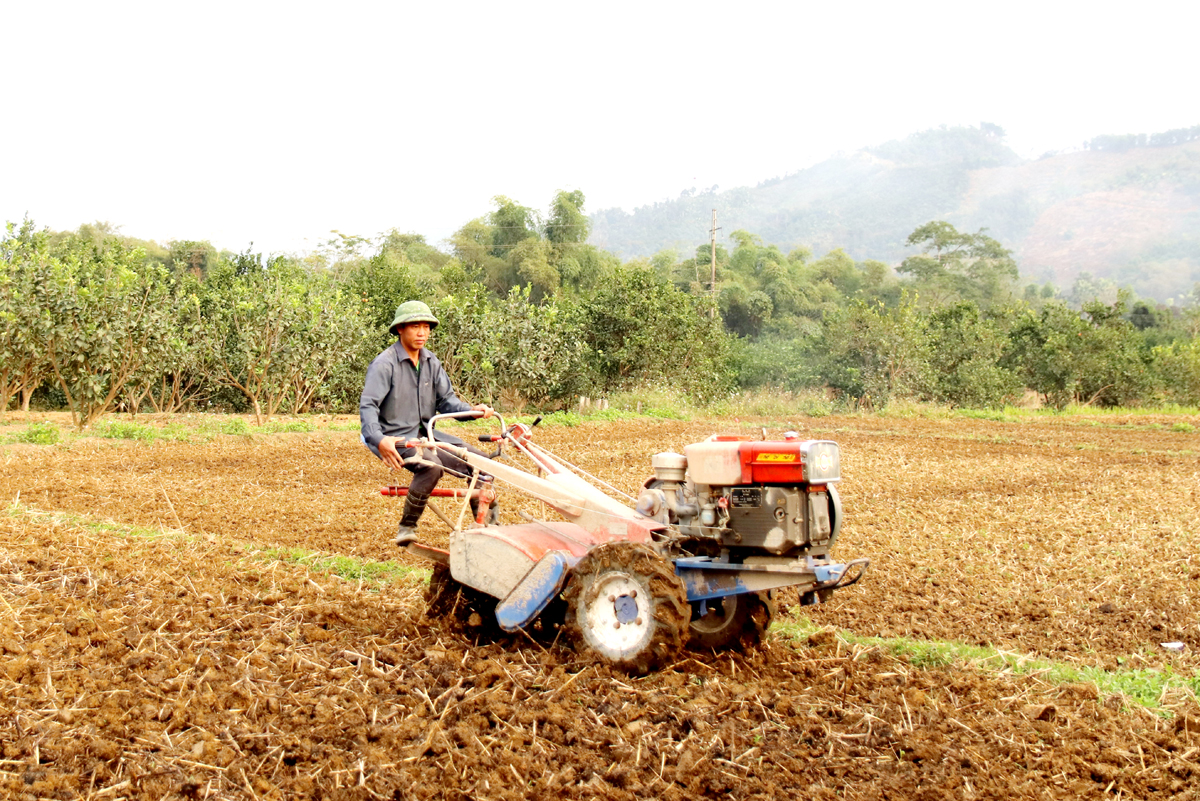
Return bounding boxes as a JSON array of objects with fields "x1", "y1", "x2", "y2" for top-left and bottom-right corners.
[{"x1": 380, "y1": 484, "x2": 496, "y2": 525}]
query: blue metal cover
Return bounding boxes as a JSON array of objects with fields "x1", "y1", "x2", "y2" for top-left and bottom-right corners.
[{"x1": 495, "y1": 551, "x2": 575, "y2": 632}]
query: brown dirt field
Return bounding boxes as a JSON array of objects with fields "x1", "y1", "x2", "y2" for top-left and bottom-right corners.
[{"x1": 2, "y1": 412, "x2": 1199, "y2": 799}]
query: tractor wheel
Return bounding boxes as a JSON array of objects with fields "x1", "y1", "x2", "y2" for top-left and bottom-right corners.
[
  {"x1": 562, "y1": 542, "x2": 690, "y2": 674},
  {"x1": 424, "y1": 564, "x2": 500, "y2": 637},
  {"x1": 687, "y1": 591, "x2": 775, "y2": 652}
]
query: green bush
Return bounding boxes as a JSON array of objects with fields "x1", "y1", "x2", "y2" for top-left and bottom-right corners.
[
  {"x1": 93, "y1": 420, "x2": 157, "y2": 441},
  {"x1": 17, "y1": 422, "x2": 60, "y2": 445},
  {"x1": 261, "y1": 419, "x2": 316, "y2": 434},
  {"x1": 1153, "y1": 339, "x2": 1200, "y2": 405},
  {"x1": 732, "y1": 336, "x2": 821, "y2": 392},
  {"x1": 219, "y1": 418, "x2": 251, "y2": 435},
  {"x1": 539, "y1": 411, "x2": 583, "y2": 427}
]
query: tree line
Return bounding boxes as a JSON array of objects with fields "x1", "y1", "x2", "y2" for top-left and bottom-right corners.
[
  {"x1": 1086, "y1": 125, "x2": 1200, "y2": 152},
  {"x1": 3, "y1": 192, "x2": 1199, "y2": 428}
]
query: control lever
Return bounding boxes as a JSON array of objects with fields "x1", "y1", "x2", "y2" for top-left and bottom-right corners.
[{"x1": 476, "y1": 433, "x2": 503, "y2": 459}]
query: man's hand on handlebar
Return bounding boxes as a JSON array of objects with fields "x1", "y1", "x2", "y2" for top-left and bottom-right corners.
[
  {"x1": 377, "y1": 436, "x2": 405, "y2": 471},
  {"x1": 472, "y1": 404, "x2": 495, "y2": 419}
]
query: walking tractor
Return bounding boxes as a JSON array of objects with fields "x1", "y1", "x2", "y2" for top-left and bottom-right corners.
[{"x1": 384, "y1": 411, "x2": 869, "y2": 672}]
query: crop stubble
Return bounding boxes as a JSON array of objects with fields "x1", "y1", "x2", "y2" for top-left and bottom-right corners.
[{"x1": 1, "y1": 414, "x2": 1198, "y2": 799}]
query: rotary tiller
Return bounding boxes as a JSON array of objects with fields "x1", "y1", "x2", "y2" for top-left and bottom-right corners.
[{"x1": 384, "y1": 411, "x2": 868, "y2": 673}]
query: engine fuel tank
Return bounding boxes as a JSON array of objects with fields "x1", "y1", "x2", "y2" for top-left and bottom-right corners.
[{"x1": 684, "y1": 436, "x2": 841, "y2": 486}]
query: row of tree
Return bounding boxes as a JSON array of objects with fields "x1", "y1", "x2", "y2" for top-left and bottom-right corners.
[
  {"x1": 1086, "y1": 125, "x2": 1200, "y2": 152},
  {"x1": 3, "y1": 192, "x2": 1200, "y2": 428}
]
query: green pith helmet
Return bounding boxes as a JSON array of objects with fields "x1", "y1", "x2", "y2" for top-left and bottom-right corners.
[{"x1": 388, "y1": 300, "x2": 439, "y2": 334}]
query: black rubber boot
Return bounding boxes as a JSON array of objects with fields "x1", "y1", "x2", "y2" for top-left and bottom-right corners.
[
  {"x1": 395, "y1": 524, "x2": 418, "y2": 546},
  {"x1": 396, "y1": 490, "x2": 430, "y2": 546}
]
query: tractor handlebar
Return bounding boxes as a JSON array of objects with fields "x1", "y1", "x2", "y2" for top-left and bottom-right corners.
[
  {"x1": 426, "y1": 409, "x2": 543, "y2": 458},
  {"x1": 428, "y1": 409, "x2": 507, "y2": 436}
]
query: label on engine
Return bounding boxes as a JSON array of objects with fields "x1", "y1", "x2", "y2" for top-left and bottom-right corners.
[
  {"x1": 730, "y1": 488, "x2": 762, "y2": 507},
  {"x1": 755, "y1": 453, "x2": 796, "y2": 462}
]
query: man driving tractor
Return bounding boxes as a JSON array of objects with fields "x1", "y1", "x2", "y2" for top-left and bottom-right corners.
[{"x1": 359, "y1": 300, "x2": 495, "y2": 545}]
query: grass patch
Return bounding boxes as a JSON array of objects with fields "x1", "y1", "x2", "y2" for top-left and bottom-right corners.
[
  {"x1": 956, "y1": 408, "x2": 1021, "y2": 423},
  {"x1": 191, "y1": 417, "x2": 252, "y2": 436},
  {"x1": 1172, "y1": 422, "x2": 1197, "y2": 434},
  {"x1": 92, "y1": 419, "x2": 160, "y2": 441},
  {"x1": 261, "y1": 546, "x2": 427, "y2": 586},
  {"x1": 1055, "y1": 402, "x2": 1200, "y2": 417},
  {"x1": 539, "y1": 411, "x2": 585, "y2": 427},
  {"x1": 259, "y1": 419, "x2": 316, "y2": 434},
  {"x1": 12, "y1": 421, "x2": 61, "y2": 446},
  {"x1": 776, "y1": 613, "x2": 1200, "y2": 712},
  {"x1": 644, "y1": 406, "x2": 690, "y2": 420},
  {"x1": 711, "y1": 389, "x2": 843, "y2": 419},
  {"x1": 2, "y1": 501, "x2": 426, "y2": 592}
]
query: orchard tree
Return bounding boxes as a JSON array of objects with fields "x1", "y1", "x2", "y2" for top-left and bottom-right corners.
[
  {"x1": 199, "y1": 252, "x2": 366, "y2": 424},
  {"x1": 486, "y1": 287, "x2": 587, "y2": 405},
  {"x1": 0, "y1": 220, "x2": 55, "y2": 419},
  {"x1": 1004, "y1": 297, "x2": 1150, "y2": 408},
  {"x1": 338, "y1": 248, "x2": 422, "y2": 356},
  {"x1": 43, "y1": 237, "x2": 175, "y2": 429},
  {"x1": 923, "y1": 302, "x2": 1021, "y2": 407},
  {"x1": 580, "y1": 261, "x2": 732, "y2": 400},
  {"x1": 121, "y1": 273, "x2": 213, "y2": 415},
  {"x1": 1152, "y1": 339, "x2": 1200, "y2": 405},
  {"x1": 430, "y1": 282, "x2": 495, "y2": 401},
  {"x1": 818, "y1": 297, "x2": 929, "y2": 408}
]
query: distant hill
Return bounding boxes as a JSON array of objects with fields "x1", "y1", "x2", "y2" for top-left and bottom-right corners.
[{"x1": 589, "y1": 125, "x2": 1200, "y2": 304}]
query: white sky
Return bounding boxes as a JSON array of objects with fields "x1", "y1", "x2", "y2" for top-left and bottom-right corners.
[{"x1": 2, "y1": 1, "x2": 1196, "y2": 256}]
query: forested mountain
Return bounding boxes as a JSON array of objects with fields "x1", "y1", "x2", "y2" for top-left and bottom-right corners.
[{"x1": 590, "y1": 125, "x2": 1200, "y2": 304}]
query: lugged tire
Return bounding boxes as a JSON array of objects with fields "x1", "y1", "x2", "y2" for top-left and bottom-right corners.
[
  {"x1": 562, "y1": 542, "x2": 689, "y2": 674},
  {"x1": 687, "y1": 591, "x2": 775, "y2": 652}
]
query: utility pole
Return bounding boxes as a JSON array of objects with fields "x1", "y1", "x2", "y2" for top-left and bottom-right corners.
[{"x1": 709, "y1": 209, "x2": 719, "y2": 318}]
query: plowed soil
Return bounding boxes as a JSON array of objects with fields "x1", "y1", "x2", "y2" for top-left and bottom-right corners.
[{"x1": 2, "y1": 412, "x2": 1199, "y2": 800}]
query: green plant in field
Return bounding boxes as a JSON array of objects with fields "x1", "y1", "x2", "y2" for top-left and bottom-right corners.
[
  {"x1": 588, "y1": 407, "x2": 632, "y2": 422},
  {"x1": 16, "y1": 421, "x2": 60, "y2": 445},
  {"x1": 93, "y1": 419, "x2": 157, "y2": 441},
  {"x1": 261, "y1": 419, "x2": 316, "y2": 434},
  {"x1": 261, "y1": 546, "x2": 427, "y2": 586},
  {"x1": 777, "y1": 613, "x2": 1200, "y2": 713},
  {"x1": 1171, "y1": 422, "x2": 1196, "y2": 434},
  {"x1": 540, "y1": 411, "x2": 584, "y2": 427},
  {"x1": 216, "y1": 418, "x2": 250, "y2": 435},
  {"x1": 156, "y1": 422, "x2": 194, "y2": 442},
  {"x1": 958, "y1": 408, "x2": 1019, "y2": 423}
]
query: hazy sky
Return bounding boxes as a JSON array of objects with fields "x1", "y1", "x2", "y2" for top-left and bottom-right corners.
[{"x1": 3, "y1": 1, "x2": 1195, "y2": 255}]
